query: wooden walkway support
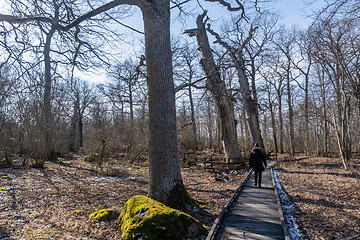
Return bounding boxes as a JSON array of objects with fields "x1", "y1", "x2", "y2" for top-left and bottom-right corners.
[{"x1": 207, "y1": 165, "x2": 287, "y2": 240}]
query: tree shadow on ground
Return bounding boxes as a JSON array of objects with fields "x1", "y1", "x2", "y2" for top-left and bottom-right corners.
[
  {"x1": 291, "y1": 195, "x2": 358, "y2": 211},
  {"x1": 0, "y1": 226, "x2": 15, "y2": 240},
  {"x1": 278, "y1": 169, "x2": 358, "y2": 179}
]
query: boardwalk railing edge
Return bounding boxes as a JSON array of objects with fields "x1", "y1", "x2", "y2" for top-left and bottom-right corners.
[
  {"x1": 205, "y1": 169, "x2": 253, "y2": 240},
  {"x1": 271, "y1": 168, "x2": 290, "y2": 240}
]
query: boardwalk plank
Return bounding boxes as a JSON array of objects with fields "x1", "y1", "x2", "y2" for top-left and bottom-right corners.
[{"x1": 214, "y1": 169, "x2": 285, "y2": 240}]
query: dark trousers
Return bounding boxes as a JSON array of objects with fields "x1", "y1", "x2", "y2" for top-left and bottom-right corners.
[{"x1": 254, "y1": 171, "x2": 262, "y2": 187}]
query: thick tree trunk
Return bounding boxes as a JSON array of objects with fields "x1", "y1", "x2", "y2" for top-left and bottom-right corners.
[
  {"x1": 186, "y1": 13, "x2": 242, "y2": 163},
  {"x1": 197, "y1": 14, "x2": 264, "y2": 152},
  {"x1": 141, "y1": 1, "x2": 190, "y2": 209},
  {"x1": 250, "y1": 58, "x2": 260, "y2": 123},
  {"x1": 239, "y1": 74, "x2": 264, "y2": 151}
]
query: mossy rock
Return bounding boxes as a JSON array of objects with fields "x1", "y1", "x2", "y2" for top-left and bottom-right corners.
[
  {"x1": 1, "y1": 175, "x2": 16, "y2": 179},
  {"x1": 83, "y1": 153, "x2": 101, "y2": 163},
  {"x1": 58, "y1": 159, "x2": 73, "y2": 166},
  {"x1": 0, "y1": 186, "x2": 14, "y2": 194},
  {"x1": 117, "y1": 195, "x2": 207, "y2": 240},
  {"x1": 89, "y1": 209, "x2": 118, "y2": 221},
  {"x1": 72, "y1": 210, "x2": 84, "y2": 215}
]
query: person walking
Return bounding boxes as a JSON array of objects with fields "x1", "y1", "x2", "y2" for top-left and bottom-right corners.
[{"x1": 249, "y1": 142, "x2": 267, "y2": 188}]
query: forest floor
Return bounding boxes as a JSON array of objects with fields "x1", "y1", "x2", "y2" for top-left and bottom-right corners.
[
  {"x1": 276, "y1": 156, "x2": 360, "y2": 240},
  {"x1": 1, "y1": 154, "x2": 359, "y2": 240},
  {"x1": 0, "y1": 151, "x2": 248, "y2": 240}
]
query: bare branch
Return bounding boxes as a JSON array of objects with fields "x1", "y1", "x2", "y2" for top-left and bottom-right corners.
[
  {"x1": 62, "y1": 0, "x2": 138, "y2": 31},
  {"x1": 170, "y1": 0, "x2": 191, "y2": 10},
  {"x1": 205, "y1": 0, "x2": 244, "y2": 12},
  {"x1": 0, "y1": 14, "x2": 52, "y2": 24},
  {"x1": 0, "y1": 0, "x2": 139, "y2": 32},
  {"x1": 174, "y1": 76, "x2": 207, "y2": 92}
]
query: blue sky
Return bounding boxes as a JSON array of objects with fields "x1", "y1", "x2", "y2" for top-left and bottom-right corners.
[
  {"x1": 0, "y1": 0, "x2": 328, "y2": 83},
  {"x1": 271, "y1": 0, "x2": 326, "y2": 28}
]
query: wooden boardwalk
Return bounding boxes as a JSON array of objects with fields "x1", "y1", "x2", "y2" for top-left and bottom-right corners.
[{"x1": 211, "y1": 168, "x2": 286, "y2": 240}]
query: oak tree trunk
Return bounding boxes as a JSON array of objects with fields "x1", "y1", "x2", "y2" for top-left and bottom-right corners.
[
  {"x1": 42, "y1": 25, "x2": 56, "y2": 163},
  {"x1": 141, "y1": 1, "x2": 191, "y2": 209},
  {"x1": 186, "y1": 14, "x2": 242, "y2": 163}
]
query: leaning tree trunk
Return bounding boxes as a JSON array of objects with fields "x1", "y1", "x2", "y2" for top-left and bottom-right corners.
[
  {"x1": 185, "y1": 13, "x2": 242, "y2": 164},
  {"x1": 237, "y1": 67, "x2": 265, "y2": 151},
  {"x1": 141, "y1": 0, "x2": 192, "y2": 209},
  {"x1": 199, "y1": 14, "x2": 265, "y2": 152}
]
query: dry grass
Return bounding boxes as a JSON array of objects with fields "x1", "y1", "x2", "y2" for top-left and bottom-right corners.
[
  {"x1": 0, "y1": 155, "x2": 248, "y2": 239},
  {"x1": 276, "y1": 157, "x2": 360, "y2": 240}
]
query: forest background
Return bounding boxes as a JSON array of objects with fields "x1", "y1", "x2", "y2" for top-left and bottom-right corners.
[{"x1": 0, "y1": 0, "x2": 359, "y2": 179}]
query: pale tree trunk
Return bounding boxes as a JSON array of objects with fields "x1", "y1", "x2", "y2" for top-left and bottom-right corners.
[
  {"x1": 304, "y1": 74, "x2": 309, "y2": 155},
  {"x1": 250, "y1": 58, "x2": 260, "y2": 123},
  {"x1": 188, "y1": 85, "x2": 198, "y2": 150},
  {"x1": 201, "y1": 15, "x2": 265, "y2": 152},
  {"x1": 334, "y1": 95, "x2": 352, "y2": 170},
  {"x1": 286, "y1": 70, "x2": 295, "y2": 156},
  {"x1": 128, "y1": 83, "x2": 134, "y2": 151},
  {"x1": 319, "y1": 69, "x2": 328, "y2": 157},
  {"x1": 277, "y1": 90, "x2": 284, "y2": 153},
  {"x1": 207, "y1": 96, "x2": 213, "y2": 149},
  {"x1": 141, "y1": 1, "x2": 191, "y2": 209},
  {"x1": 267, "y1": 89, "x2": 278, "y2": 153},
  {"x1": 185, "y1": 13, "x2": 242, "y2": 164}
]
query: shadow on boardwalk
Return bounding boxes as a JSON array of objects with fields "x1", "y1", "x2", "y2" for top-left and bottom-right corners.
[{"x1": 214, "y1": 169, "x2": 285, "y2": 240}]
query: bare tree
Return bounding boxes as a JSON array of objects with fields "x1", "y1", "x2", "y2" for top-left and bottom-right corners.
[
  {"x1": 1, "y1": 0, "x2": 193, "y2": 208},
  {"x1": 185, "y1": 12, "x2": 243, "y2": 164},
  {"x1": 67, "y1": 78, "x2": 96, "y2": 151}
]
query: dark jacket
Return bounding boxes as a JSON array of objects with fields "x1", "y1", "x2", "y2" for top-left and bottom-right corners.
[{"x1": 249, "y1": 147, "x2": 267, "y2": 171}]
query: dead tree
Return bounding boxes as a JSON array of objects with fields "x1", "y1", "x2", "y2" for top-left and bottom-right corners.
[
  {"x1": 184, "y1": 12, "x2": 243, "y2": 164},
  {"x1": 198, "y1": 12, "x2": 265, "y2": 151}
]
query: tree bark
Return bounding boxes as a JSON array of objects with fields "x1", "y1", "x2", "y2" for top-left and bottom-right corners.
[
  {"x1": 200, "y1": 15, "x2": 265, "y2": 152},
  {"x1": 277, "y1": 90, "x2": 284, "y2": 153},
  {"x1": 188, "y1": 84, "x2": 198, "y2": 150},
  {"x1": 286, "y1": 66, "x2": 295, "y2": 156},
  {"x1": 42, "y1": 24, "x2": 57, "y2": 162},
  {"x1": 185, "y1": 13, "x2": 242, "y2": 164},
  {"x1": 140, "y1": 0, "x2": 190, "y2": 209}
]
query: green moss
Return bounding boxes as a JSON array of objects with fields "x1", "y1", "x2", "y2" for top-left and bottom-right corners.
[
  {"x1": 89, "y1": 209, "x2": 118, "y2": 221},
  {"x1": 166, "y1": 181, "x2": 204, "y2": 211},
  {"x1": 0, "y1": 186, "x2": 14, "y2": 194},
  {"x1": 1, "y1": 175, "x2": 16, "y2": 179},
  {"x1": 21, "y1": 174, "x2": 29, "y2": 179},
  {"x1": 83, "y1": 153, "x2": 100, "y2": 163},
  {"x1": 58, "y1": 159, "x2": 73, "y2": 166},
  {"x1": 117, "y1": 195, "x2": 207, "y2": 240},
  {"x1": 72, "y1": 210, "x2": 84, "y2": 214}
]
